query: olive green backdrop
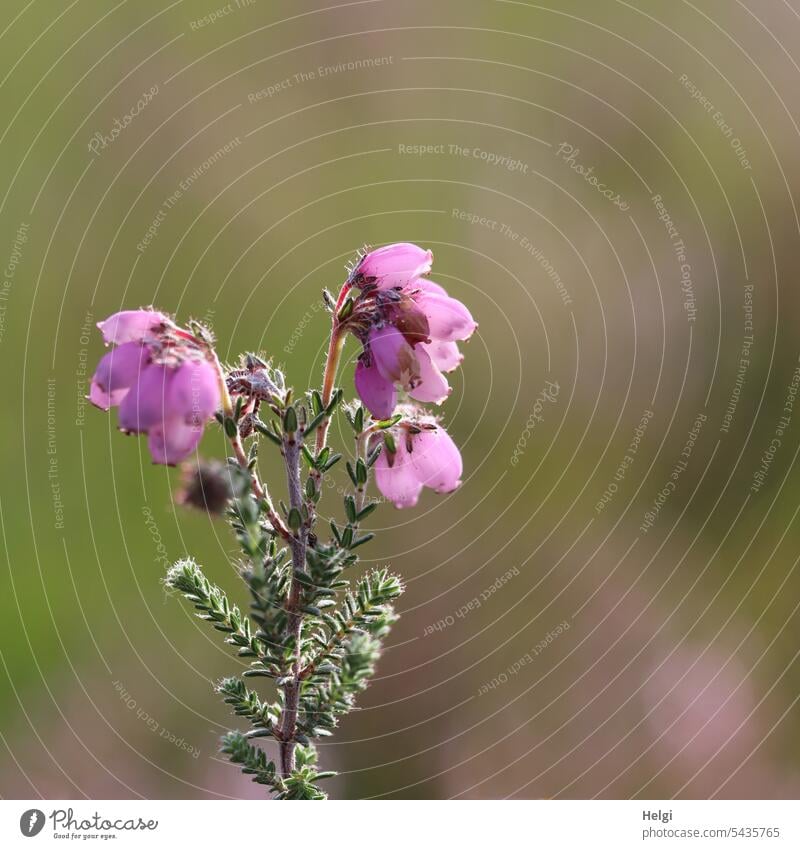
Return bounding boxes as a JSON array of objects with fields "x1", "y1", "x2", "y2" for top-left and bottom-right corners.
[{"x1": 2, "y1": 0, "x2": 800, "y2": 799}]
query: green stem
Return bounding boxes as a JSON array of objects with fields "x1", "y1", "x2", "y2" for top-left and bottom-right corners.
[
  {"x1": 208, "y1": 345, "x2": 291, "y2": 542},
  {"x1": 315, "y1": 324, "x2": 346, "y2": 456},
  {"x1": 277, "y1": 283, "x2": 351, "y2": 774},
  {"x1": 278, "y1": 433, "x2": 306, "y2": 776}
]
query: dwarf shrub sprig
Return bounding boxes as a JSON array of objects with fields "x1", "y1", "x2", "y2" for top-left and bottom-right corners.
[{"x1": 90, "y1": 243, "x2": 476, "y2": 798}]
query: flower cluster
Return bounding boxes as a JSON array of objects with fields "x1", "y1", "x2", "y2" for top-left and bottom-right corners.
[
  {"x1": 346, "y1": 243, "x2": 476, "y2": 418},
  {"x1": 341, "y1": 243, "x2": 475, "y2": 507},
  {"x1": 89, "y1": 309, "x2": 220, "y2": 465}
]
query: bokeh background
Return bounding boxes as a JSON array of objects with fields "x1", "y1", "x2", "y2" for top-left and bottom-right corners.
[{"x1": 2, "y1": 0, "x2": 800, "y2": 800}]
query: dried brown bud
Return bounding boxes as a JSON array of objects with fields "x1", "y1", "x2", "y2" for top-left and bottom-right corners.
[{"x1": 177, "y1": 458, "x2": 248, "y2": 516}]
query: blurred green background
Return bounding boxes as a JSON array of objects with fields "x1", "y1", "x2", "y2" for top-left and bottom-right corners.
[{"x1": 3, "y1": 0, "x2": 800, "y2": 799}]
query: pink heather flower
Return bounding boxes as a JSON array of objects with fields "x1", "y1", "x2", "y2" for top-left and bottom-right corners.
[
  {"x1": 96, "y1": 309, "x2": 170, "y2": 345},
  {"x1": 89, "y1": 310, "x2": 221, "y2": 465},
  {"x1": 372, "y1": 411, "x2": 463, "y2": 509},
  {"x1": 89, "y1": 342, "x2": 150, "y2": 410},
  {"x1": 348, "y1": 244, "x2": 476, "y2": 419},
  {"x1": 356, "y1": 242, "x2": 432, "y2": 290}
]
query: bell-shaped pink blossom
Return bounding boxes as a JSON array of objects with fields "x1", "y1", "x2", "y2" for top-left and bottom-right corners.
[
  {"x1": 408, "y1": 346, "x2": 450, "y2": 404},
  {"x1": 356, "y1": 325, "x2": 452, "y2": 420},
  {"x1": 373, "y1": 414, "x2": 463, "y2": 508},
  {"x1": 96, "y1": 309, "x2": 170, "y2": 346},
  {"x1": 349, "y1": 244, "x2": 476, "y2": 419},
  {"x1": 413, "y1": 285, "x2": 477, "y2": 342},
  {"x1": 89, "y1": 342, "x2": 150, "y2": 410},
  {"x1": 147, "y1": 419, "x2": 204, "y2": 466},
  {"x1": 424, "y1": 339, "x2": 463, "y2": 372},
  {"x1": 369, "y1": 325, "x2": 419, "y2": 386},
  {"x1": 354, "y1": 355, "x2": 397, "y2": 421},
  {"x1": 89, "y1": 312, "x2": 220, "y2": 465},
  {"x1": 117, "y1": 363, "x2": 172, "y2": 433},
  {"x1": 355, "y1": 242, "x2": 432, "y2": 290}
]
